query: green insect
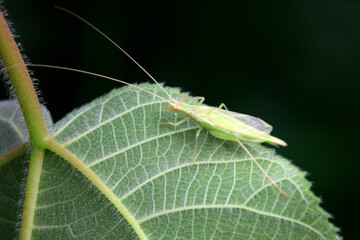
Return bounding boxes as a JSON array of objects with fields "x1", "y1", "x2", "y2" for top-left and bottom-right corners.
[
  {"x1": 161, "y1": 95, "x2": 289, "y2": 197},
  {"x1": 30, "y1": 6, "x2": 290, "y2": 197}
]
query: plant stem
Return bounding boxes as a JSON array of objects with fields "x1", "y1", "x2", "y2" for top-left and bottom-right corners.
[
  {"x1": 0, "y1": 10, "x2": 48, "y2": 145},
  {"x1": 20, "y1": 146, "x2": 45, "y2": 240},
  {"x1": 0, "y1": 9, "x2": 49, "y2": 240}
]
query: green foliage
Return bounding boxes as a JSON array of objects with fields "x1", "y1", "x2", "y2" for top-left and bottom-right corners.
[{"x1": 0, "y1": 84, "x2": 340, "y2": 239}]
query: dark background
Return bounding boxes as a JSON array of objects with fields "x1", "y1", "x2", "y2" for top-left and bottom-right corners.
[{"x1": 1, "y1": 0, "x2": 359, "y2": 239}]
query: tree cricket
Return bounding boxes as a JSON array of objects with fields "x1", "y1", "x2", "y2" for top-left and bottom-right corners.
[{"x1": 28, "y1": 6, "x2": 290, "y2": 197}]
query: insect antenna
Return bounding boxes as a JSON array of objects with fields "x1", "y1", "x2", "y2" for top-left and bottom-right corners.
[
  {"x1": 26, "y1": 64, "x2": 171, "y2": 104},
  {"x1": 54, "y1": 5, "x2": 177, "y2": 103}
]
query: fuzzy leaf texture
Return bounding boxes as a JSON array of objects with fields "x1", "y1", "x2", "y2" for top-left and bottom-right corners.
[{"x1": 0, "y1": 84, "x2": 340, "y2": 239}]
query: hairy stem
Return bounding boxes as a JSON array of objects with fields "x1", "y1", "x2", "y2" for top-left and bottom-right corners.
[
  {"x1": 20, "y1": 146, "x2": 45, "y2": 240},
  {"x1": 0, "y1": 10, "x2": 48, "y2": 144},
  {"x1": 0, "y1": 9, "x2": 49, "y2": 240}
]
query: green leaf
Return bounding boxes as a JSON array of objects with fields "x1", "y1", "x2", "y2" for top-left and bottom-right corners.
[
  {"x1": 0, "y1": 100, "x2": 29, "y2": 156},
  {"x1": 0, "y1": 85, "x2": 340, "y2": 239},
  {"x1": 0, "y1": 100, "x2": 52, "y2": 239}
]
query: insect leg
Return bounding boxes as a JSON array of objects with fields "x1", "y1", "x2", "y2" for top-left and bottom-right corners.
[
  {"x1": 190, "y1": 127, "x2": 204, "y2": 167},
  {"x1": 235, "y1": 139, "x2": 290, "y2": 197},
  {"x1": 218, "y1": 103, "x2": 229, "y2": 110},
  {"x1": 181, "y1": 94, "x2": 205, "y2": 105},
  {"x1": 159, "y1": 116, "x2": 189, "y2": 127}
]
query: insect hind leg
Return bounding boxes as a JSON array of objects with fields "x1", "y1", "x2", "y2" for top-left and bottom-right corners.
[{"x1": 235, "y1": 139, "x2": 290, "y2": 197}]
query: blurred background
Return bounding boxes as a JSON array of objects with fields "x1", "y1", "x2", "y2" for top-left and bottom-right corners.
[{"x1": 1, "y1": 0, "x2": 359, "y2": 238}]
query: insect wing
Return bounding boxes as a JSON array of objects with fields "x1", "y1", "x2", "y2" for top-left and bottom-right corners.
[{"x1": 218, "y1": 109, "x2": 273, "y2": 134}]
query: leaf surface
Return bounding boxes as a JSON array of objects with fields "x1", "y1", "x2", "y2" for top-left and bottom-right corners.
[{"x1": 0, "y1": 85, "x2": 340, "y2": 239}]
